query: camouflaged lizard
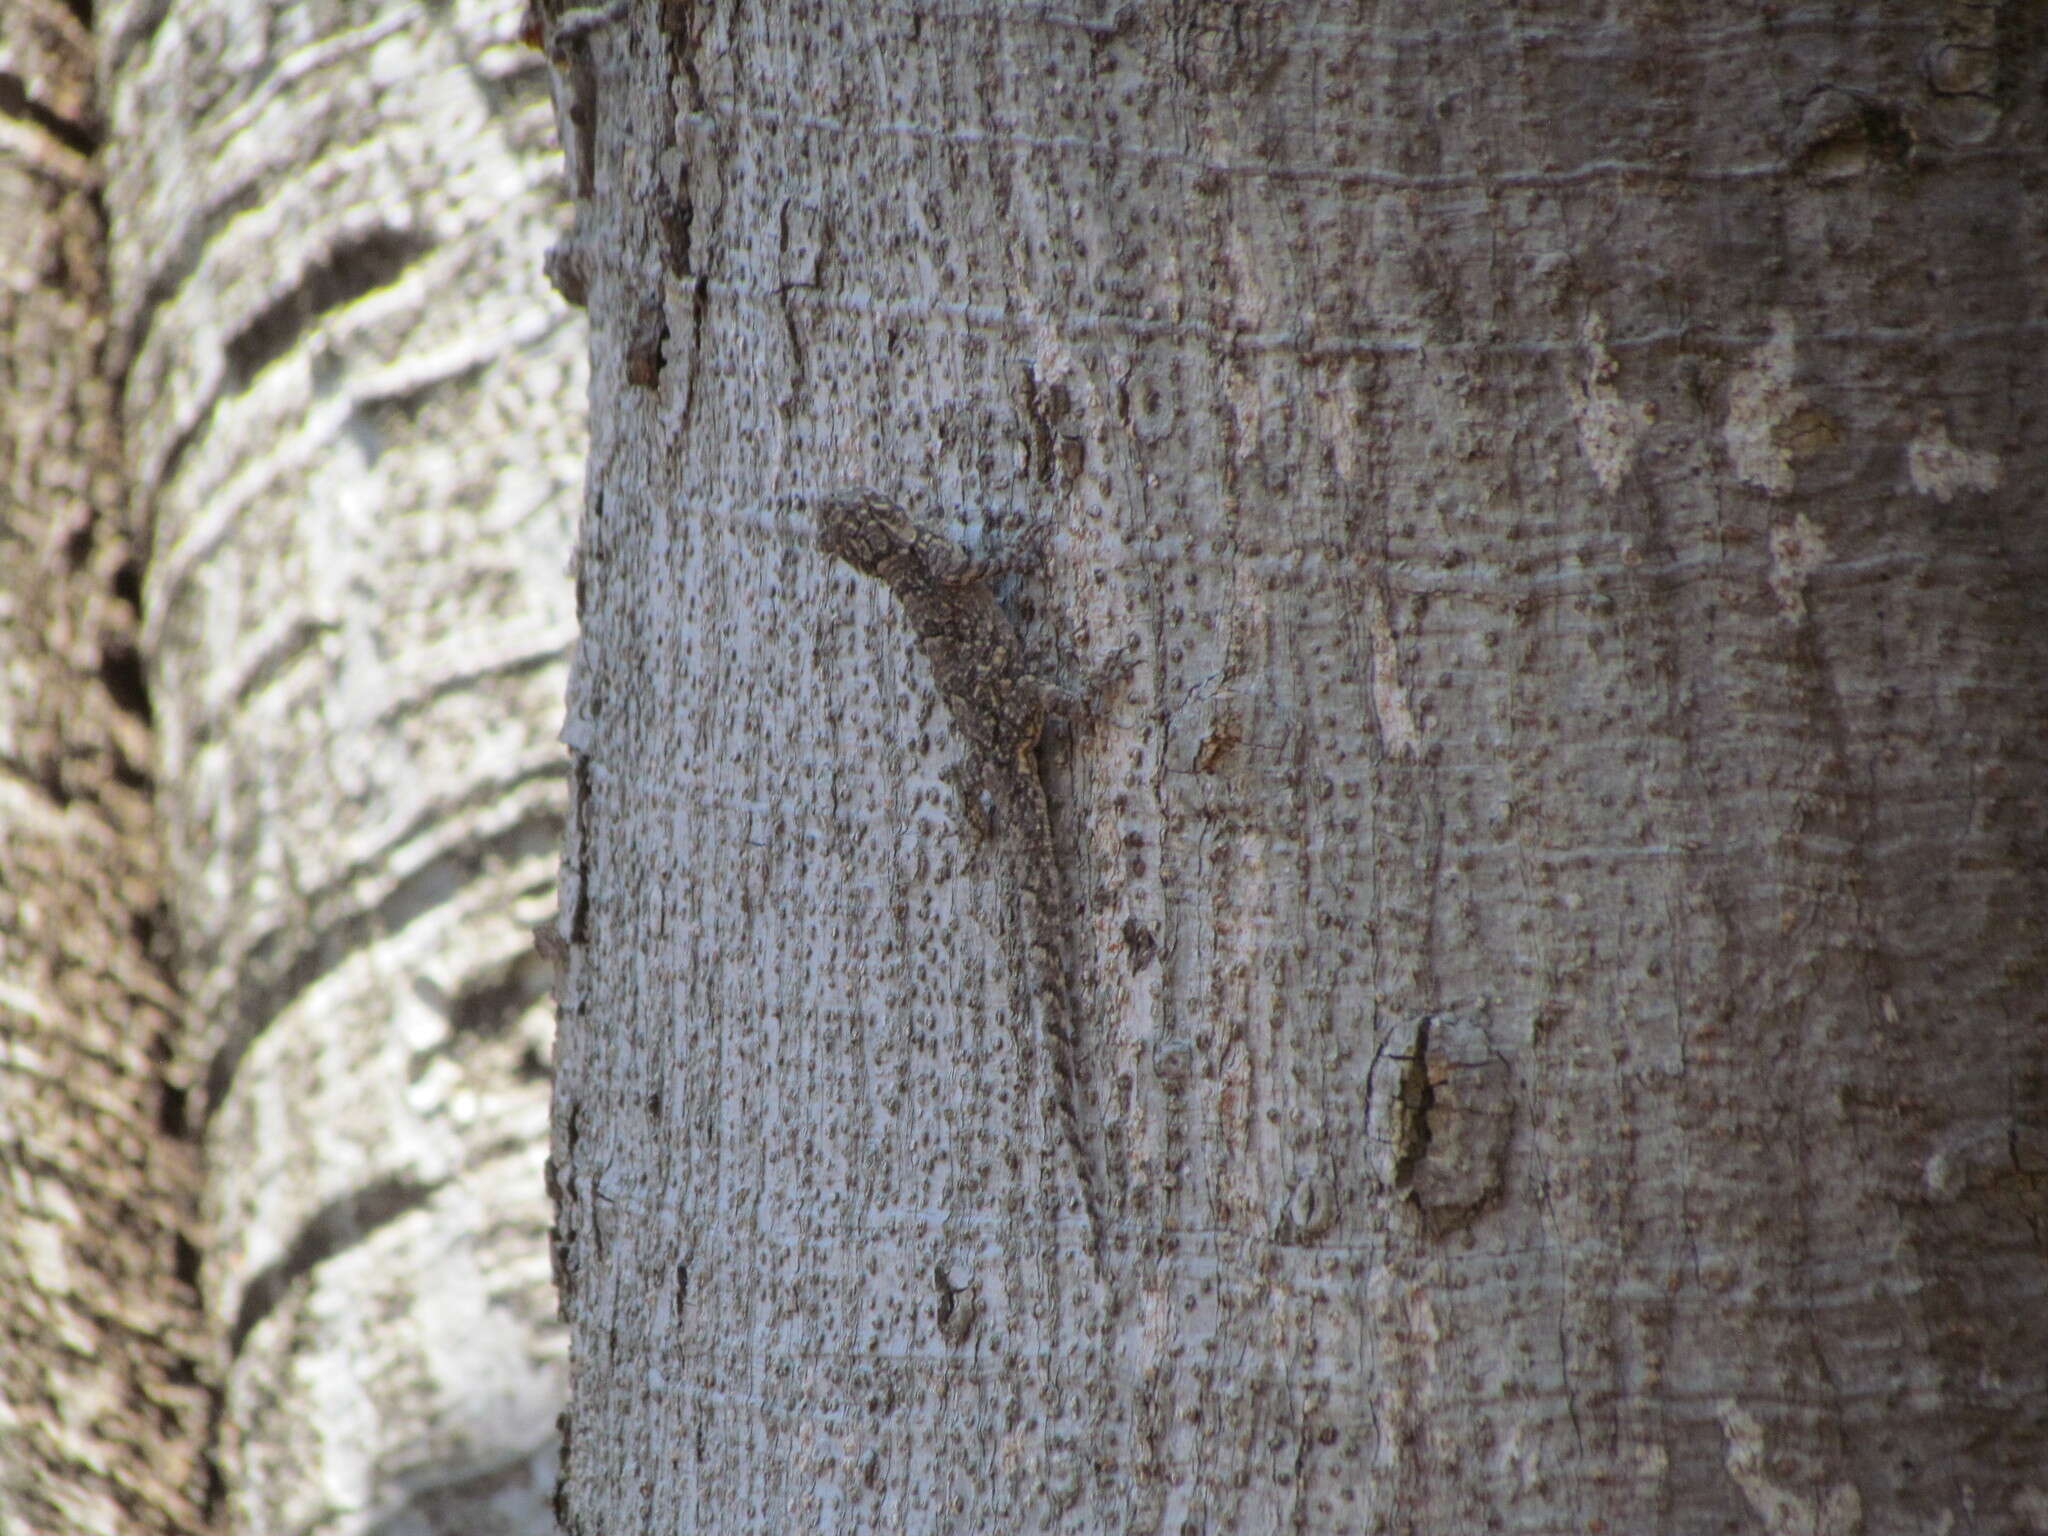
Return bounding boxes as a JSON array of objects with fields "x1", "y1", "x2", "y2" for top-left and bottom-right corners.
[{"x1": 817, "y1": 486, "x2": 1108, "y2": 1264}]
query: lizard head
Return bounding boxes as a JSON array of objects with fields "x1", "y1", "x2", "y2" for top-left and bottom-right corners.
[{"x1": 816, "y1": 486, "x2": 915, "y2": 576}]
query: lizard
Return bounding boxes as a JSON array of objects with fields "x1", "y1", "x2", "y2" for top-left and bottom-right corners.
[{"x1": 816, "y1": 486, "x2": 1110, "y2": 1265}]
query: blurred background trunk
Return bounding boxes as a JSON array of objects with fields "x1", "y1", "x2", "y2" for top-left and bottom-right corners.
[
  {"x1": 1, "y1": 5, "x2": 210, "y2": 1530},
  {"x1": 6, "y1": 1, "x2": 583, "y2": 1530}
]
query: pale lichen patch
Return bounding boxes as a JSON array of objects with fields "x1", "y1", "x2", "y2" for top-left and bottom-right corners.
[
  {"x1": 1907, "y1": 416, "x2": 2003, "y2": 503},
  {"x1": 1768, "y1": 512, "x2": 1829, "y2": 622},
  {"x1": 1565, "y1": 312, "x2": 1654, "y2": 493},
  {"x1": 1719, "y1": 1403, "x2": 1865, "y2": 1536},
  {"x1": 1370, "y1": 609, "x2": 1420, "y2": 758},
  {"x1": 1725, "y1": 310, "x2": 1809, "y2": 495}
]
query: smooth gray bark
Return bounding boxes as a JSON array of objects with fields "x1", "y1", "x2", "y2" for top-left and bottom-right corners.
[{"x1": 550, "y1": 3, "x2": 2047, "y2": 1531}]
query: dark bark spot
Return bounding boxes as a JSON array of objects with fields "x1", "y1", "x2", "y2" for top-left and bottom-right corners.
[
  {"x1": 225, "y1": 228, "x2": 431, "y2": 389},
  {"x1": 229, "y1": 1175, "x2": 441, "y2": 1353}
]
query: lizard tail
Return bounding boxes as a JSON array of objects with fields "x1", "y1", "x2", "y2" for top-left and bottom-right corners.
[{"x1": 1034, "y1": 956, "x2": 1109, "y2": 1267}]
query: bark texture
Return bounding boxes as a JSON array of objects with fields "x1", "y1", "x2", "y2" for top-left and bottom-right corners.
[
  {"x1": 0, "y1": 5, "x2": 213, "y2": 1532},
  {"x1": 96, "y1": 1, "x2": 586, "y2": 1530},
  {"x1": 554, "y1": 2, "x2": 2046, "y2": 1532}
]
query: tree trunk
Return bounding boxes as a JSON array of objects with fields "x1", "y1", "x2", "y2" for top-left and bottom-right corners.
[
  {"x1": 549, "y1": 2, "x2": 2047, "y2": 1531},
  {"x1": 92, "y1": 1, "x2": 586, "y2": 1529},
  {"x1": 0, "y1": 8, "x2": 212, "y2": 1532}
]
